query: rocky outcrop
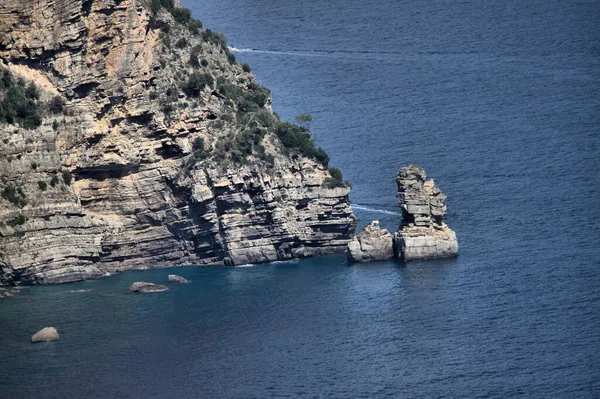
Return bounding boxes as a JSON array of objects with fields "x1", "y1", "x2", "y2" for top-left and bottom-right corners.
[
  {"x1": 347, "y1": 221, "x2": 394, "y2": 262},
  {"x1": 168, "y1": 274, "x2": 188, "y2": 283},
  {"x1": 395, "y1": 165, "x2": 458, "y2": 261},
  {"x1": 129, "y1": 282, "x2": 168, "y2": 293},
  {"x1": 0, "y1": 0, "x2": 355, "y2": 285},
  {"x1": 347, "y1": 165, "x2": 458, "y2": 263},
  {"x1": 31, "y1": 327, "x2": 60, "y2": 343}
]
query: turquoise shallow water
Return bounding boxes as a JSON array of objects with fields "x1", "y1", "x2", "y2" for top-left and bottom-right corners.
[{"x1": 2, "y1": 0, "x2": 600, "y2": 397}]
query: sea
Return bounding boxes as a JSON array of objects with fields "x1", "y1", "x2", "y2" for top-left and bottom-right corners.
[{"x1": 1, "y1": 0, "x2": 599, "y2": 397}]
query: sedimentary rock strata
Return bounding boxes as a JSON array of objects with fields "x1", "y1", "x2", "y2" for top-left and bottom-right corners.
[
  {"x1": 0, "y1": 0, "x2": 356, "y2": 285},
  {"x1": 347, "y1": 221, "x2": 394, "y2": 262},
  {"x1": 395, "y1": 165, "x2": 458, "y2": 261}
]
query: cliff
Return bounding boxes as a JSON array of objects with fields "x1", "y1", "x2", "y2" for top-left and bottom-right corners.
[{"x1": 0, "y1": 0, "x2": 356, "y2": 285}]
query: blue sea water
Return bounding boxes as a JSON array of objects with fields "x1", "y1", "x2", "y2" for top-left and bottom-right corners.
[{"x1": 1, "y1": 0, "x2": 600, "y2": 397}]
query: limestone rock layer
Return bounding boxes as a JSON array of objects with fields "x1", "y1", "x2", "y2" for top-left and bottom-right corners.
[
  {"x1": 347, "y1": 221, "x2": 394, "y2": 262},
  {"x1": 0, "y1": 0, "x2": 356, "y2": 285},
  {"x1": 395, "y1": 165, "x2": 458, "y2": 261}
]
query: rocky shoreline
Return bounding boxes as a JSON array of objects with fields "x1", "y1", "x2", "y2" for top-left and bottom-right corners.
[{"x1": 0, "y1": 0, "x2": 356, "y2": 286}]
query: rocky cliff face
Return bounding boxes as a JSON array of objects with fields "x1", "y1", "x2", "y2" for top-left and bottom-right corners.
[
  {"x1": 0, "y1": 0, "x2": 355, "y2": 285},
  {"x1": 395, "y1": 165, "x2": 458, "y2": 261}
]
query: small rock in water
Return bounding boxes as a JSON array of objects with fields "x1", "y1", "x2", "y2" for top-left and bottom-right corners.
[
  {"x1": 168, "y1": 274, "x2": 189, "y2": 284},
  {"x1": 347, "y1": 221, "x2": 395, "y2": 262},
  {"x1": 129, "y1": 282, "x2": 168, "y2": 293},
  {"x1": 70, "y1": 289, "x2": 94, "y2": 293},
  {"x1": 31, "y1": 327, "x2": 60, "y2": 343}
]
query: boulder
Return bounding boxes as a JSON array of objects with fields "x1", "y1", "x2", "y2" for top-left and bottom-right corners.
[
  {"x1": 31, "y1": 327, "x2": 60, "y2": 343},
  {"x1": 395, "y1": 165, "x2": 458, "y2": 261},
  {"x1": 129, "y1": 282, "x2": 168, "y2": 293},
  {"x1": 167, "y1": 274, "x2": 189, "y2": 284},
  {"x1": 347, "y1": 221, "x2": 395, "y2": 262}
]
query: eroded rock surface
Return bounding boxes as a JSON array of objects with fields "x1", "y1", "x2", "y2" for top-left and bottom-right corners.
[
  {"x1": 347, "y1": 221, "x2": 394, "y2": 262},
  {"x1": 0, "y1": 0, "x2": 356, "y2": 285},
  {"x1": 168, "y1": 274, "x2": 188, "y2": 284},
  {"x1": 395, "y1": 165, "x2": 458, "y2": 261},
  {"x1": 129, "y1": 282, "x2": 168, "y2": 293},
  {"x1": 31, "y1": 327, "x2": 60, "y2": 343}
]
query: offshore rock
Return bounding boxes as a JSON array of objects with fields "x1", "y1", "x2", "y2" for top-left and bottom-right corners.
[
  {"x1": 129, "y1": 282, "x2": 168, "y2": 293},
  {"x1": 395, "y1": 165, "x2": 458, "y2": 261},
  {"x1": 167, "y1": 274, "x2": 188, "y2": 284},
  {"x1": 347, "y1": 221, "x2": 394, "y2": 262},
  {"x1": 31, "y1": 327, "x2": 60, "y2": 343}
]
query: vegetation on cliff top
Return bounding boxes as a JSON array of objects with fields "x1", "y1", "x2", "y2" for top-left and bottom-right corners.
[{"x1": 148, "y1": 0, "x2": 346, "y2": 184}]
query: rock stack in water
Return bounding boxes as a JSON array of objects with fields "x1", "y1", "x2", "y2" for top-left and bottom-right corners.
[
  {"x1": 348, "y1": 165, "x2": 458, "y2": 262},
  {"x1": 395, "y1": 165, "x2": 458, "y2": 261},
  {"x1": 347, "y1": 221, "x2": 395, "y2": 262}
]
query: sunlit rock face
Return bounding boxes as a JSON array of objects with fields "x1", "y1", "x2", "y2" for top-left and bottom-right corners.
[
  {"x1": 0, "y1": 0, "x2": 355, "y2": 285},
  {"x1": 395, "y1": 165, "x2": 458, "y2": 261}
]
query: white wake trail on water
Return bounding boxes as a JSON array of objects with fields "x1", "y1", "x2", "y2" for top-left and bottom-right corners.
[
  {"x1": 350, "y1": 204, "x2": 400, "y2": 216},
  {"x1": 229, "y1": 47, "x2": 323, "y2": 57}
]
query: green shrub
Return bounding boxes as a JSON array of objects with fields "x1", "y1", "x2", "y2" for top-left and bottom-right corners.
[
  {"x1": 241, "y1": 63, "x2": 251, "y2": 73},
  {"x1": 175, "y1": 37, "x2": 188, "y2": 49},
  {"x1": 192, "y1": 136, "x2": 204, "y2": 151},
  {"x1": 30, "y1": 161, "x2": 37, "y2": 170},
  {"x1": 160, "y1": 23, "x2": 171, "y2": 34},
  {"x1": 328, "y1": 167, "x2": 343, "y2": 181},
  {"x1": 0, "y1": 68, "x2": 43, "y2": 130},
  {"x1": 225, "y1": 49, "x2": 236, "y2": 64},
  {"x1": 48, "y1": 96, "x2": 65, "y2": 114},
  {"x1": 62, "y1": 170, "x2": 73, "y2": 185},
  {"x1": 323, "y1": 167, "x2": 346, "y2": 188},
  {"x1": 201, "y1": 59, "x2": 209, "y2": 67},
  {"x1": 275, "y1": 122, "x2": 330, "y2": 166},
  {"x1": 52, "y1": 120, "x2": 59, "y2": 131},
  {"x1": 25, "y1": 83, "x2": 39, "y2": 100},
  {"x1": 151, "y1": 0, "x2": 174, "y2": 14},
  {"x1": 188, "y1": 20, "x2": 202, "y2": 35},
  {"x1": 253, "y1": 109, "x2": 276, "y2": 129},
  {"x1": 202, "y1": 29, "x2": 227, "y2": 47},
  {"x1": 182, "y1": 72, "x2": 213, "y2": 97},
  {"x1": 295, "y1": 113, "x2": 312, "y2": 122},
  {"x1": 50, "y1": 175, "x2": 59, "y2": 187},
  {"x1": 2, "y1": 186, "x2": 27, "y2": 207},
  {"x1": 189, "y1": 44, "x2": 202, "y2": 68},
  {"x1": 171, "y1": 8, "x2": 192, "y2": 24},
  {"x1": 38, "y1": 181, "x2": 47, "y2": 191},
  {"x1": 7, "y1": 214, "x2": 27, "y2": 227}
]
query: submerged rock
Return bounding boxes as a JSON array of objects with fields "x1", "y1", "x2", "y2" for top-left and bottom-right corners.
[
  {"x1": 129, "y1": 282, "x2": 168, "y2": 293},
  {"x1": 395, "y1": 165, "x2": 458, "y2": 261},
  {"x1": 347, "y1": 221, "x2": 395, "y2": 262},
  {"x1": 31, "y1": 327, "x2": 60, "y2": 343},
  {"x1": 168, "y1": 274, "x2": 189, "y2": 284}
]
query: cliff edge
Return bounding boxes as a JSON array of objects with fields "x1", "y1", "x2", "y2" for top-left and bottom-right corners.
[{"x1": 0, "y1": 0, "x2": 356, "y2": 285}]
